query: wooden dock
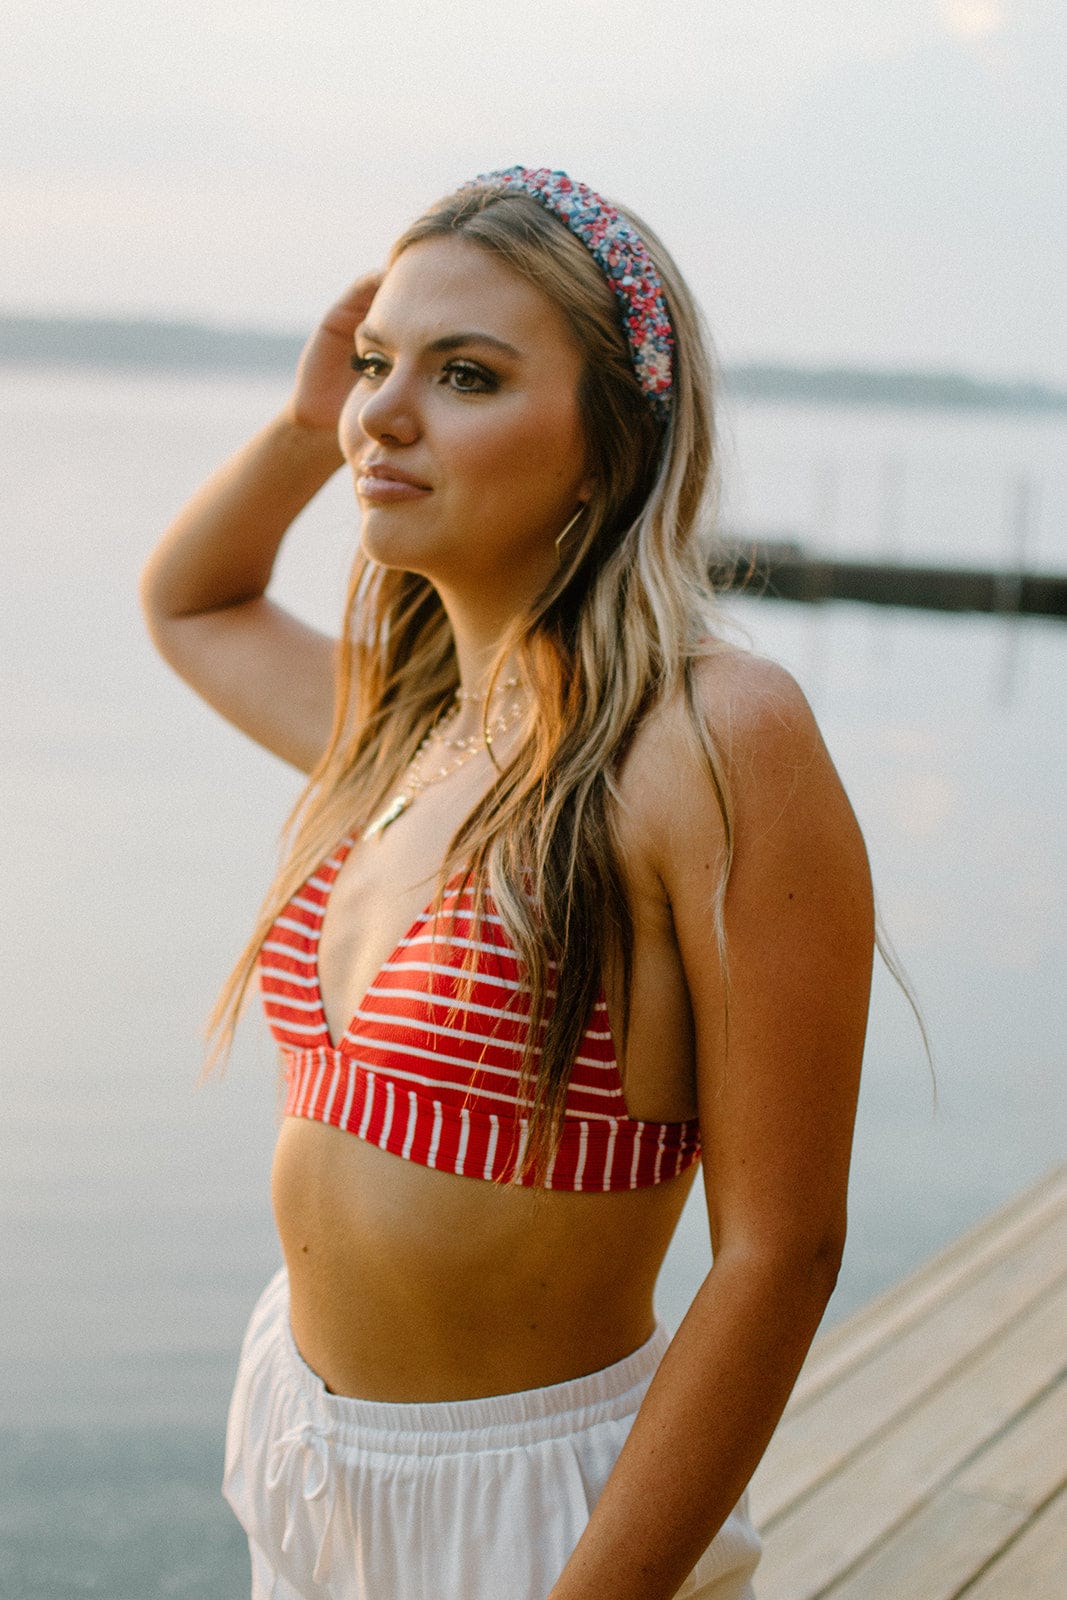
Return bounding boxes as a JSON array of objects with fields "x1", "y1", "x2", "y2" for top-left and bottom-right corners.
[
  {"x1": 716, "y1": 540, "x2": 1067, "y2": 617},
  {"x1": 749, "y1": 1167, "x2": 1067, "y2": 1597}
]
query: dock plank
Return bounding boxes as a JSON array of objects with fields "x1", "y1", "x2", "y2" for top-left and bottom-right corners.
[
  {"x1": 786, "y1": 1167, "x2": 1067, "y2": 1409},
  {"x1": 818, "y1": 1488, "x2": 1026, "y2": 1600},
  {"x1": 957, "y1": 1375, "x2": 1067, "y2": 1511},
  {"x1": 755, "y1": 1280, "x2": 1067, "y2": 1598},
  {"x1": 750, "y1": 1210, "x2": 1066, "y2": 1524},
  {"x1": 749, "y1": 1168, "x2": 1067, "y2": 1600},
  {"x1": 956, "y1": 1488, "x2": 1067, "y2": 1597},
  {"x1": 817, "y1": 1375, "x2": 1067, "y2": 1599}
]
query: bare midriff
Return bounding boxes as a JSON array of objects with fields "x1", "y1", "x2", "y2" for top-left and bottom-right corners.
[{"x1": 272, "y1": 1118, "x2": 698, "y2": 1401}]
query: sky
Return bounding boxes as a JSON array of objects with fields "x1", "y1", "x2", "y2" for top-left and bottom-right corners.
[{"x1": 4, "y1": 0, "x2": 1065, "y2": 383}]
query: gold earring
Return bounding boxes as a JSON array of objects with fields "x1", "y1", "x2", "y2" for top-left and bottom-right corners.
[{"x1": 555, "y1": 504, "x2": 586, "y2": 559}]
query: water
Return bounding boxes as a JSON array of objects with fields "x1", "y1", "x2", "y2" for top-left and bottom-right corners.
[{"x1": 1, "y1": 366, "x2": 1064, "y2": 1595}]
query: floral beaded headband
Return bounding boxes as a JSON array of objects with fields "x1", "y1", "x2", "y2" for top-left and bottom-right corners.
[{"x1": 463, "y1": 166, "x2": 675, "y2": 420}]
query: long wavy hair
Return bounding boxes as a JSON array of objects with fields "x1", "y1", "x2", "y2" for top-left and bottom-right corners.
[{"x1": 209, "y1": 179, "x2": 734, "y2": 1179}]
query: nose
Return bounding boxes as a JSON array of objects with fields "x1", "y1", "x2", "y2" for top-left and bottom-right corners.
[{"x1": 347, "y1": 364, "x2": 421, "y2": 452}]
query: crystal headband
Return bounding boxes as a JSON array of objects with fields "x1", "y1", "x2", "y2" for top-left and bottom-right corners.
[{"x1": 464, "y1": 166, "x2": 674, "y2": 419}]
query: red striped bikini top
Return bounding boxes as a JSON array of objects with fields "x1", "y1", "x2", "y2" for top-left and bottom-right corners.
[{"x1": 259, "y1": 837, "x2": 702, "y2": 1191}]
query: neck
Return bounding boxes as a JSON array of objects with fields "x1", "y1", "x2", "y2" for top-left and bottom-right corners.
[{"x1": 437, "y1": 591, "x2": 528, "y2": 738}]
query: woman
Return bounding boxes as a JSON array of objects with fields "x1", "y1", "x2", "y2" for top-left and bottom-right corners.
[{"x1": 141, "y1": 167, "x2": 873, "y2": 1600}]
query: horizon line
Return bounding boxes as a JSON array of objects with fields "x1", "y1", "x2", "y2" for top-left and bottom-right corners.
[{"x1": 1, "y1": 312, "x2": 1065, "y2": 409}]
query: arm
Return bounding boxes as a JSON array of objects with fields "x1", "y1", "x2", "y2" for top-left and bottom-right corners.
[
  {"x1": 138, "y1": 275, "x2": 380, "y2": 772},
  {"x1": 550, "y1": 657, "x2": 873, "y2": 1600}
]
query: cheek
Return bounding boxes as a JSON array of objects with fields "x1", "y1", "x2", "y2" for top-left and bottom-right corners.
[{"x1": 453, "y1": 407, "x2": 585, "y2": 509}]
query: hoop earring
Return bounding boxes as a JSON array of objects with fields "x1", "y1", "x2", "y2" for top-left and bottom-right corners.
[{"x1": 555, "y1": 504, "x2": 586, "y2": 560}]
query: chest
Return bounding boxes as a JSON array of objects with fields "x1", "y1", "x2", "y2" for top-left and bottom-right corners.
[
  {"x1": 310, "y1": 777, "x2": 699, "y2": 1125},
  {"x1": 315, "y1": 757, "x2": 495, "y2": 1043}
]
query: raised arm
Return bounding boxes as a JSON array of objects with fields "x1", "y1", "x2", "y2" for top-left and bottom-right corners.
[
  {"x1": 550, "y1": 653, "x2": 874, "y2": 1600},
  {"x1": 139, "y1": 275, "x2": 379, "y2": 772}
]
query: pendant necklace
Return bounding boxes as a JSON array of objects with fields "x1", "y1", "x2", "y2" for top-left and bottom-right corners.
[{"x1": 362, "y1": 681, "x2": 525, "y2": 842}]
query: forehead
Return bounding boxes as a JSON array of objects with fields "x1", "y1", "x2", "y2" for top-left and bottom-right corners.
[{"x1": 365, "y1": 235, "x2": 580, "y2": 359}]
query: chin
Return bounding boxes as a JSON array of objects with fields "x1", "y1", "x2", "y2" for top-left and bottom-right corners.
[
  {"x1": 361, "y1": 540, "x2": 458, "y2": 589},
  {"x1": 359, "y1": 513, "x2": 431, "y2": 571}
]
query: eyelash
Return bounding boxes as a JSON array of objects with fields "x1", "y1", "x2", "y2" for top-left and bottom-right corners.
[
  {"x1": 350, "y1": 354, "x2": 498, "y2": 394},
  {"x1": 444, "y1": 360, "x2": 498, "y2": 394}
]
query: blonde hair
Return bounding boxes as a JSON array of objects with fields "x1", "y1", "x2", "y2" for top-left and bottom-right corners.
[{"x1": 209, "y1": 180, "x2": 734, "y2": 1179}]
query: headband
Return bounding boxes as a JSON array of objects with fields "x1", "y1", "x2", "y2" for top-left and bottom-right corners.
[{"x1": 463, "y1": 166, "x2": 674, "y2": 420}]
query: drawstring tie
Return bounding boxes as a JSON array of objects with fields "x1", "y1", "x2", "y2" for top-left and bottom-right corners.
[{"x1": 266, "y1": 1420, "x2": 339, "y2": 1583}]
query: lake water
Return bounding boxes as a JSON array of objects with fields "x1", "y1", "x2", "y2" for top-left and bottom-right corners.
[{"x1": 1, "y1": 366, "x2": 1064, "y2": 1595}]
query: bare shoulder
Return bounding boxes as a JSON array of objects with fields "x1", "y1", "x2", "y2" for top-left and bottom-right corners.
[
  {"x1": 620, "y1": 646, "x2": 844, "y2": 878},
  {"x1": 626, "y1": 646, "x2": 817, "y2": 768},
  {"x1": 689, "y1": 645, "x2": 821, "y2": 758},
  {"x1": 694, "y1": 648, "x2": 844, "y2": 833},
  {"x1": 671, "y1": 646, "x2": 871, "y2": 983}
]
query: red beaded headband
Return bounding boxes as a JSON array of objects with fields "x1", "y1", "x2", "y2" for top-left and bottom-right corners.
[{"x1": 465, "y1": 166, "x2": 675, "y2": 420}]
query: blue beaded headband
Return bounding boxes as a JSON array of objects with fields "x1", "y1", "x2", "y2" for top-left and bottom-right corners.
[{"x1": 464, "y1": 166, "x2": 674, "y2": 420}]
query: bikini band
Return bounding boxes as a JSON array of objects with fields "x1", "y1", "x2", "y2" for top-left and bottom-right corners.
[{"x1": 464, "y1": 166, "x2": 674, "y2": 419}]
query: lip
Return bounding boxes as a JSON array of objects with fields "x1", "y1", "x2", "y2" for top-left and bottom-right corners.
[{"x1": 356, "y1": 461, "x2": 432, "y2": 498}]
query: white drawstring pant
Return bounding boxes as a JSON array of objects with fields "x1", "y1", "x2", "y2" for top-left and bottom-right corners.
[{"x1": 224, "y1": 1268, "x2": 761, "y2": 1600}]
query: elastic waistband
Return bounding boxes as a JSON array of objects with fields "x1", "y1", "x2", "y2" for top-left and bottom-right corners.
[{"x1": 260, "y1": 1268, "x2": 670, "y2": 1457}]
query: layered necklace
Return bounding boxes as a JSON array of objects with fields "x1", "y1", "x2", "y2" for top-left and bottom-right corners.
[{"x1": 362, "y1": 678, "x2": 527, "y2": 841}]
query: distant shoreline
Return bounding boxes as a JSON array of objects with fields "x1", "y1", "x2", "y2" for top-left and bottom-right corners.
[{"x1": 2, "y1": 314, "x2": 1066, "y2": 414}]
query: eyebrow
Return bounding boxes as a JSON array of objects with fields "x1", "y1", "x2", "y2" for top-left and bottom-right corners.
[{"x1": 357, "y1": 325, "x2": 523, "y2": 359}]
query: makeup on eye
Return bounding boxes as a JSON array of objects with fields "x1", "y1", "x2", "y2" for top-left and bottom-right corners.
[
  {"x1": 441, "y1": 359, "x2": 499, "y2": 393},
  {"x1": 350, "y1": 352, "x2": 387, "y2": 377},
  {"x1": 350, "y1": 350, "x2": 501, "y2": 394}
]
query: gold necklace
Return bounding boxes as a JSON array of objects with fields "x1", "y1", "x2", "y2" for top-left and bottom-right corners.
[{"x1": 362, "y1": 691, "x2": 526, "y2": 841}]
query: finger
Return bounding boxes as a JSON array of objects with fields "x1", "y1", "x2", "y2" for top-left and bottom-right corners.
[{"x1": 321, "y1": 273, "x2": 382, "y2": 334}]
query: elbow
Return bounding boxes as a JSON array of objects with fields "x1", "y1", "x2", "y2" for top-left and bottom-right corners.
[
  {"x1": 792, "y1": 1215, "x2": 849, "y2": 1312},
  {"x1": 805, "y1": 1227, "x2": 846, "y2": 1305},
  {"x1": 138, "y1": 553, "x2": 191, "y2": 658},
  {"x1": 787, "y1": 1207, "x2": 848, "y2": 1298},
  {"x1": 761, "y1": 1230, "x2": 844, "y2": 1309},
  {"x1": 138, "y1": 552, "x2": 167, "y2": 640},
  {"x1": 721, "y1": 1224, "x2": 847, "y2": 1313}
]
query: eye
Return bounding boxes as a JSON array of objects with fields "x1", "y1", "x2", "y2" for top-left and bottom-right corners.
[
  {"x1": 442, "y1": 360, "x2": 498, "y2": 394},
  {"x1": 351, "y1": 352, "x2": 388, "y2": 380}
]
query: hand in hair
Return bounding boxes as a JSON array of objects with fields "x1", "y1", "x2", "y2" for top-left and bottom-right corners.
[
  {"x1": 138, "y1": 279, "x2": 382, "y2": 775},
  {"x1": 287, "y1": 273, "x2": 382, "y2": 436}
]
